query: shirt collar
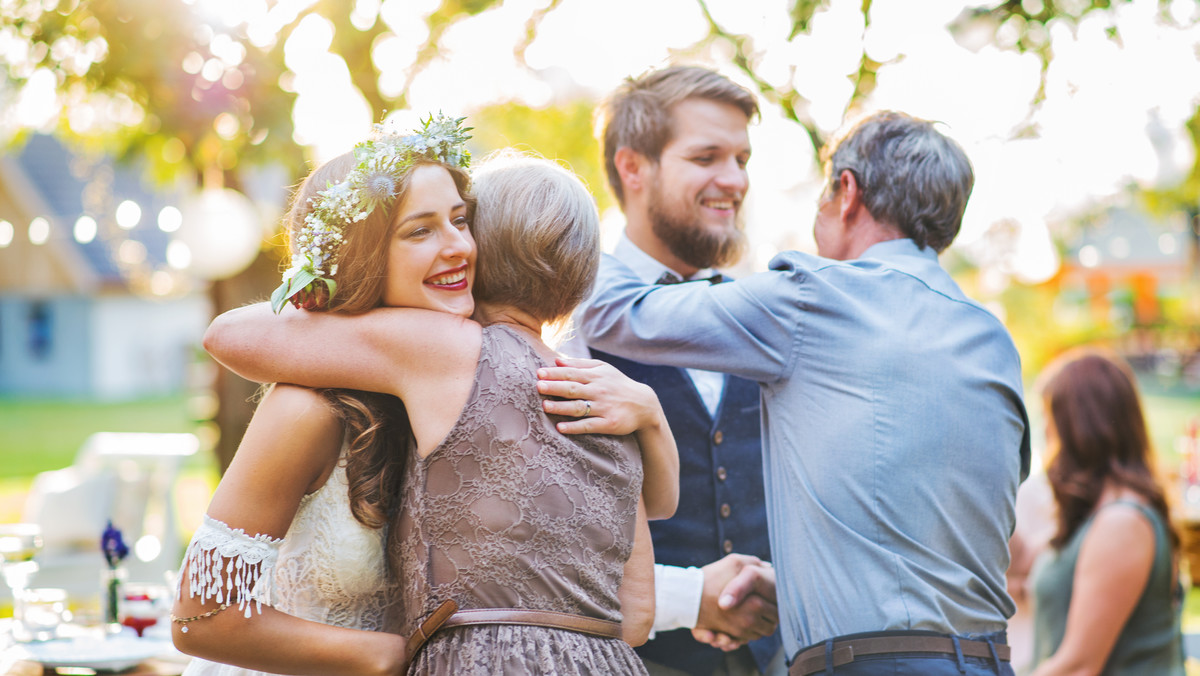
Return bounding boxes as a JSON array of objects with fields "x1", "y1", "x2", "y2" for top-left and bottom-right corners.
[
  {"x1": 613, "y1": 232, "x2": 720, "y2": 284},
  {"x1": 860, "y1": 237, "x2": 939, "y2": 263},
  {"x1": 857, "y1": 238, "x2": 953, "y2": 292}
]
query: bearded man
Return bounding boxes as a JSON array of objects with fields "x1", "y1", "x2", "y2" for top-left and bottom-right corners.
[{"x1": 577, "y1": 65, "x2": 784, "y2": 676}]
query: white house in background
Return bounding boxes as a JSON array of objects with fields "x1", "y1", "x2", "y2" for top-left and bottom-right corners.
[{"x1": 0, "y1": 134, "x2": 210, "y2": 400}]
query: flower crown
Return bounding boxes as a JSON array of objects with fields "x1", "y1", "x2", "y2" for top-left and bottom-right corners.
[{"x1": 271, "y1": 113, "x2": 473, "y2": 313}]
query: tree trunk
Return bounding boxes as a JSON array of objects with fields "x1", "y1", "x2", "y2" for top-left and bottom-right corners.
[{"x1": 208, "y1": 250, "x2": 281, "y2": 474}]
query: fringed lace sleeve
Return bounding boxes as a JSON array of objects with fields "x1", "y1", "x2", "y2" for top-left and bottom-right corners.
[{"x1": 178, "y1": 514, "x2": 285, "y2": 618}]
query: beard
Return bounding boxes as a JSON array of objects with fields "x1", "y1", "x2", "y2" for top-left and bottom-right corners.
[{"x1": 647, "y1": 179, "x2": 747, "y2": 271}]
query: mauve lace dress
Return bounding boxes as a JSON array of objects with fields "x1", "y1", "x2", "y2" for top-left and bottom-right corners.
[{"x1": 395, "y1": 324, "x2": 648, "y2": 675}]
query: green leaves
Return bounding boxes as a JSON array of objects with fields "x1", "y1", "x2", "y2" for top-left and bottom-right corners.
[
  {"x1": 269, "y1": 280, "x2": 290, "y2": 314},
  {"x1": 788, "y1": 0, "x2": 830, "y2": 40},
  {"x1": 289, "y1": 268, "x2": 319, "y2": 299},
  {"x1": 270, "y1": 268, "x2": 318, "y2": 314}
]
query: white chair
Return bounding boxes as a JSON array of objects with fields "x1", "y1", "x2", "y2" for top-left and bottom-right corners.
[{"x1": 17, "y1": 432, "x2": 199, "y2": 604}]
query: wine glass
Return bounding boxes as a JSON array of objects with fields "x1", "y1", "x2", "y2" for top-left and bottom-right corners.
[
  {"x1": 0, "y1": 523, "x2": 45, "y2": 641},
  {"x1": 120, "y1": 583, "x2": 171, "y2": 637}
]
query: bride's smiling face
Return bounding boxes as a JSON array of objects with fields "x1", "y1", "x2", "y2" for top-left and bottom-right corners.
[{"x1": 383, "y1": 164, "x2": 477, "y2": 318}]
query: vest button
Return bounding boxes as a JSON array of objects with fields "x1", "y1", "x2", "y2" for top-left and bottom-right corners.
[
  {"x1": 716, "y1": 466, "x2": 728, "y2": 481},
  {"x1": 723, "y1": 539, "x2": 733, "y2": 554},
  {"x1": 720, "y1": 503, "x2": 731, "y2": 518},
  {"x1": 713, "y1": 430, "x2": 724, "y2": 445}
]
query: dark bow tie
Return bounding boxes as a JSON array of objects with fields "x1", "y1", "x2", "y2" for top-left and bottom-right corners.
[{"x1": 656, "y1": 272, "x2": 725, "y2": 285}]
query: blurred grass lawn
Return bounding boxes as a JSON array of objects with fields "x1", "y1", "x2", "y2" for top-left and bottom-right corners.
[
  {"x1": 1141, "y1": 380, "x2": 1200, "y2": 466},
  {"x1": 0, "y1": 394, "x2": 220, "y2": 529},
  {"x1": 0, "y1": 395, "x2": 212, "y2": 478}
]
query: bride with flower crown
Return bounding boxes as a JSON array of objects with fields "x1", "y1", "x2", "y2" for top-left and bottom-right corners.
[{"x1": 171, "y1": 116, "x2": 679, "y2": 675}]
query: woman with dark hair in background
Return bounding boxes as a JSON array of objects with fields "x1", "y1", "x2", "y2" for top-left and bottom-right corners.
[{"x1": 1029, "y1": 347, "x2": 1185, "y2": 676}]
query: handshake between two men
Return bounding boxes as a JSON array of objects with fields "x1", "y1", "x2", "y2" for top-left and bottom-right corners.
[{"x1": 695, "y1": 554, "x2": 779, "y2": 651}]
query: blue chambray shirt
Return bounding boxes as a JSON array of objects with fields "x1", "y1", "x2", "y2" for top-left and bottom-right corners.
[{"x1": 578, "y1": 238, "x2": 1031, "y2": 659}]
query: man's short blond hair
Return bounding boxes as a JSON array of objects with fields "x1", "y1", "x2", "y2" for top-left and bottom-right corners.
[
  {"x1": 471, "y1": 151, "x2": 600, "y2": 326},
  {"x1": 599, "y1": 65, "x2": 759, "y2": 206}
]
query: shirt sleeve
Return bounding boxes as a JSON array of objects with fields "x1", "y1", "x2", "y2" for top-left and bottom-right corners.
[
  {"x1": 651, "y1": 563, "x2": 705, "y2": 635},
  {"x1": 578, "y1": 253, "x2": 807, "y2": 384},
  {"x1": 177, "y1": 513, "x2": 283, "y2": 618}
]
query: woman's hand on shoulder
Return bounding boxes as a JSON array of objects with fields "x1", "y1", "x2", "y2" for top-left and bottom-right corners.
[
  {"x1": 536, "y1": 357, "x2": 660, "y2": 436},
  {"x1": 537, "y1": 357, "x2": 679, "y2": 519}
]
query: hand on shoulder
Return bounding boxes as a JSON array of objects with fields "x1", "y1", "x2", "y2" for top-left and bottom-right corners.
[
  {"x1": 536, "y1": 356, "x2": 680, "y2": 518},
  {"x1": 536, "y1": 356, "x2": 660, "y2": 436}
]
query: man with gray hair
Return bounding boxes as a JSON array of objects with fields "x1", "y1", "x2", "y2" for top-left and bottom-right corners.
[{"x1": 575, "y1": 111, "x2": 1031, "y2": 676}]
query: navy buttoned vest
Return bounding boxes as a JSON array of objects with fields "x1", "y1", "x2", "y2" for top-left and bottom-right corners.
[{"x1": 589, "y1": 349, "x2": 780, "y2": 675}]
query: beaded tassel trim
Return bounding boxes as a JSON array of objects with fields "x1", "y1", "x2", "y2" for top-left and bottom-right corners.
[{"x1": 178, "y1": 514, "x2": 283, "y2": 619}]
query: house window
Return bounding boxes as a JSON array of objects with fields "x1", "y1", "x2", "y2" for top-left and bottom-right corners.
[{"x1": 29, "y1": 301, "x2": 51, "y2": 360}]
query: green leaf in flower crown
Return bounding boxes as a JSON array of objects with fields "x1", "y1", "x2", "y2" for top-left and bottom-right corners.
[
  {"x1": 269, "y1": 268, "x2": 319, "y2": 314},
  {"x1": 270, "y1": 280, "x2": 291, "y2": 314},
  {"x1": 288, "y1": 268, "x2": 318, "y2": 297},
  {"x1": 324, "y1": 277, "x2": 337, "y2": 303}
]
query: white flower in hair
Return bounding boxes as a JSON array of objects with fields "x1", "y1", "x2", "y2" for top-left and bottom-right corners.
[{"x1": 360, "y1": 172, "x2": 397, "y2": 215}]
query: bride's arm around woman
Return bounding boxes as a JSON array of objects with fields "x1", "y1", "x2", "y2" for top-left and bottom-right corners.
[{"x1": 172, "y1": 384, "x2": 407, "y2": 675}]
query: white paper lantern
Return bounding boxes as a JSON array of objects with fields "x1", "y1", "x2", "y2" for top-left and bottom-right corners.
[{"x1": 173, "y1": 188, "x2": 262, "y2": 280}]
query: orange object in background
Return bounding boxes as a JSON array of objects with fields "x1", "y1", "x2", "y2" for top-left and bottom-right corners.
[{"x1": 1130, "y1": 272, "x2": 1160, "y2": 325}]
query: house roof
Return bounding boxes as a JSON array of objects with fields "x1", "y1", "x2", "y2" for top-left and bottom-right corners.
[
  {"x1": 2, "y1": 134, "x2": 180, "y2": 290},
  {"x1": 1065, "y1": 206, "x2": 1191, "y2": 272}
]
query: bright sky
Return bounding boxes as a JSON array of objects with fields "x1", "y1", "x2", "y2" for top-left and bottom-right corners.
[
  {"x1": 13, "y1": 0, "x2": 1198, "y2": 285},
  {"x1": 255, "y1": 0, "x2": 1200, "y2": 284}
]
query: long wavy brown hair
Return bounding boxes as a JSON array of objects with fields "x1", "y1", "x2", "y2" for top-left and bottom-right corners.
[
  {"x1": 1039, "y1": 347, "x2": 1179, "y2": 555},
  {"x1": 281, "y1": 152, "x2": 474, "y2": 575}
]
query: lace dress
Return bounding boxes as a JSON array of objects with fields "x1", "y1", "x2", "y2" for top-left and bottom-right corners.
[
  {"x1": 180, "y1": 455, "x2": 400, "y2": 675},
  {"x1": 396, "y1": 324, "x2": 647, "y2": 675}
]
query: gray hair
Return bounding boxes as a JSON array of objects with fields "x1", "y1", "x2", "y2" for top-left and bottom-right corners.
[
  {"x1": 823, "y1": 111, "x2": 973, "y2": 252},
  {"x1": 471, "y1": 151, "x2": 600, "y2": 325}
]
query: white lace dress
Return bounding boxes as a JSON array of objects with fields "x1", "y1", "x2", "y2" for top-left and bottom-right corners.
[{"x1": 180, "y1": 456, "x2": 400, "y2": 675}]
